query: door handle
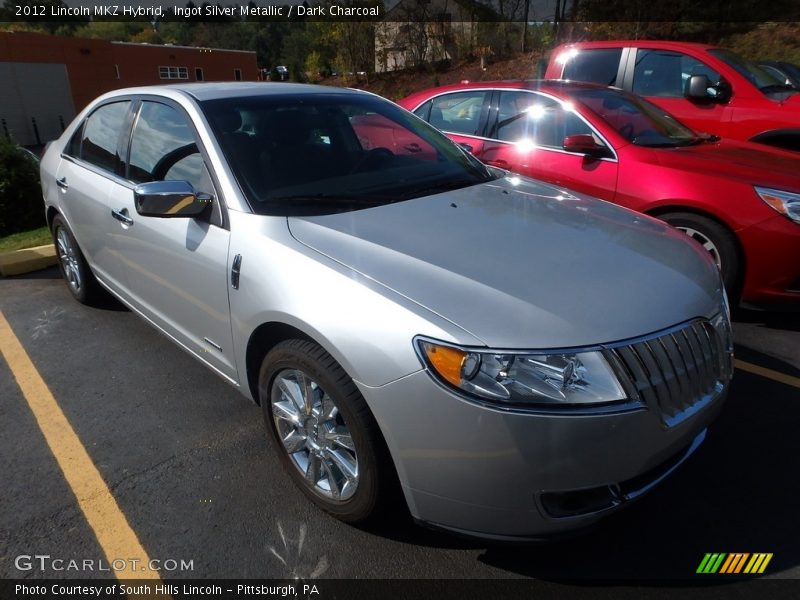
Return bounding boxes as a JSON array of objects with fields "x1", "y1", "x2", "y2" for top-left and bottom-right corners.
[
  {"x1": 457, "y1": 142, "x2": 474, "y2": 154},
  {"x1": 56, "y1": 177, "x2": 68, "y2": 190},
  {"x1": 111, "y1": 208, "x2": 134, "y2": 226},
  {"x1": 486, "y1": 159, "x2": 509, "y2": 168}
]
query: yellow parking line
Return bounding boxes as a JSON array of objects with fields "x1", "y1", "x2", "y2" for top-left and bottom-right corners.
[
  {"x1": 735, "y1": 359, "x2": 800, "y2": 390},
  {"x1": 0, "y1": 310, "x2": 161, "y2": 581}
]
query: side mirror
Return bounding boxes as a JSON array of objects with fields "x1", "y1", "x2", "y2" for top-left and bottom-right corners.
[
  {"x1": 686, "y1": 75, "x2": 731, "y2": 102},
  {"x1": 563, "y1": 134, "x2": 608, "y2": 158},
  {"x1": 134, "y1": 180, "x2": 212, "y2": 218},
  {"x1": 686, "y1": 74, "x2": 711, "y2": 99}
]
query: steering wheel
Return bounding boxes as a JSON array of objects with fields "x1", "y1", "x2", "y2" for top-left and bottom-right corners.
[
  {"x1": 151, "y1": 143, "x2": 199, "y2": 181},
  {"x1": 350, "y1": 147, "x2": 394, "y2": 173}
]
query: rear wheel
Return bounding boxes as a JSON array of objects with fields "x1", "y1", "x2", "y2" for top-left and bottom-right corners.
[
  {"x1": 259, "y1": 339, "x2": 391, "y2": 523},
  {"x1": 51, "y1": 214, "x2": 102, "y2": 305},
  {"x1": 659, "y1": 212, "x2": 741, "y2": 297}
]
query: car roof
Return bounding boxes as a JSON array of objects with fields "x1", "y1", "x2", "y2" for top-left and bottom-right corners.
[
  {"x1": 403, "y1": 79, "x2": 618, "y2": 101},
  {"x1": 555, "y1": 40, "x2": 718, "y2": 52},
  {"x1": 100, "y1": 82, "x2": 367, "y2": 102}
]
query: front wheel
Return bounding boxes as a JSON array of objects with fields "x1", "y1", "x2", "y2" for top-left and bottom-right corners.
[
  {"x1": 659, "y1": 212, "x2": 741, "y2": 297},
  {"x1": 259, "y1": 339, "x2": 391, "y2": 523}
]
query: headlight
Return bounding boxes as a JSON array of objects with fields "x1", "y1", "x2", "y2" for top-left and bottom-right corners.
[
  {"x1": 416, "y1": 338, "x2": 626, "y2": 407},
  {"x1": 755, "y1": 186, "x2": 800, "y2": 224}
]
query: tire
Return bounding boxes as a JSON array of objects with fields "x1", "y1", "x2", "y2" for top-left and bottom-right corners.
[
  {"x1": 658, "y1": 212, "x2": 741, "y2": 298},
  {"x1": 51, "y1": 214, "x2": 103, "y2": 305},
  {"x1": 259, "y1": 339, "x2": 391, "y2": 523}
]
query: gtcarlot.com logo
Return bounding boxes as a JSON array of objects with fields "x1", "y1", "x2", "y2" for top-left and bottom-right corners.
[
  {"x1": 15, "y1": 555, "x2": 194, "y2": 572},
  {"x1": 697, "y1": 552, "x2": 773, "y2": 574}
]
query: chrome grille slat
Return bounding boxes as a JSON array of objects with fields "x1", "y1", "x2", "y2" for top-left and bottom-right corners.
[
  {"x1": 656, "y1": 336, "x2": 687, "y2": 413},
  {"x1": 679, "y1": 328, "x2": 704, "y2": 401},
  {"x1": 688, "y1": 323, "x2": 714, "y2": 390},
  {"x1": 633, "y1": 342, "x2": 672, "y2": 413},
  {"x1": 614, "y1": 346, "x2": 656, "y2": 406},
  {"x1": 702, "y1": 323, "x2": 721, "y2": 393},
  {"x1": 613, "y1": 319, "x2": 729, "y2": 426},
  {"x1": 668, "y1": 332, "x2": 695, "y2": 404}
]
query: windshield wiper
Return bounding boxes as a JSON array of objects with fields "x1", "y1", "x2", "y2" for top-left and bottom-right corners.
[
  {"x1": 401, "y1": 178, "x2": 480, "y2": 198},
  {"x1": 265, "y1": 193, "x2": 385, "y2": 206}
]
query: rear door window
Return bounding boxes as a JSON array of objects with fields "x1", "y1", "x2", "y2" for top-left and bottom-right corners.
[
  {"x1": 562, "y1": 48, "x2": 623, "y2": 86},
  {"x1": 74, "y1": 101, "x2": 131, "y2": 174},
  {"x1": 427, "y1": 91, "x2": 490, "y2": 136}
]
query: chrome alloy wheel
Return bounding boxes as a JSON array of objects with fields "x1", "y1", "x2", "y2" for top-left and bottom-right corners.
[
  {"x1": 675, "y1": 226, "x2": 722, "y2": 269},
  {"x1": 270, "y1": 369, "x2": 359, "y2": 501},
  {"x1": 56, "y1": 227, "x2": 82, "y2": 293}
]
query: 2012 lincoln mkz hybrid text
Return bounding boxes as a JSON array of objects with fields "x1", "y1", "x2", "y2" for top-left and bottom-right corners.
[{"x1": 40, "y1": 83, "x2": 733, "y2": 540}]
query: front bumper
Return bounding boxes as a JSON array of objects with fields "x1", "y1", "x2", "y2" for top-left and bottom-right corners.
[
  {"x1": 359, "y1": 368, "x2": 727, "y2": 540},
  {"x1": 739, "y1": 214, "x2": 800, "y2": 308}
]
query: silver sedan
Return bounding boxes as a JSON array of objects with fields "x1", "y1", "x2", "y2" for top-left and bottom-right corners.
[{"x1": 40, "y1": 83, "x2": 733, "y2": 540}]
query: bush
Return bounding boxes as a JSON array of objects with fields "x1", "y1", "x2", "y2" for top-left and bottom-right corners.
[{"x1": 0, "y1": 137, "x2": 44, "y2": 238}]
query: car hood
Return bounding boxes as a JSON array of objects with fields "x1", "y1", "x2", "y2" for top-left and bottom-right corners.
[
  {"x1": 652, "y1": 139, "x2": 800, "y2": 190},
  {"x1": 288, "y1": 177, "x2": 721, "y2": 349}
]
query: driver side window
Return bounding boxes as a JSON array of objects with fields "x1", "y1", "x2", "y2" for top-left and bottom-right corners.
[{"x1": 128, "y1": 102, "x2": 213, "y2": 196}]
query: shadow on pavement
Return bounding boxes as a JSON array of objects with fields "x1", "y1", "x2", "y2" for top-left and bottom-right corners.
[{"x1": 734, "y1": 308, "x2": 800, "y2": 333}]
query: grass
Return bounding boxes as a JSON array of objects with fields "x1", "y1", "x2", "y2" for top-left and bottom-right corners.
[{"x1": 0, "y1": 226, "x2": 52, "y2": 252}]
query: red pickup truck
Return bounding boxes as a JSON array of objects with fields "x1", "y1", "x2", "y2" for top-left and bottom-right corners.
[{"x1": 545, "y1": 40, "x2": 800, "y2": 152}]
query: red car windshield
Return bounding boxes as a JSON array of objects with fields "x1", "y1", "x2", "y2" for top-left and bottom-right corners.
[{"x1": 571, "y1": 87, "x2": 702, "y2": 147}]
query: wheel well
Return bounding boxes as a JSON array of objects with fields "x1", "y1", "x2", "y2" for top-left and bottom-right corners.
[
  {"x1": 749, "y1": 129, "x2": 800, "y2": 153},
  {"x1": 46, "y1": 206, "x2": 59, "y2": 231},
  {"x1": 245, "y1": 322, "x2": 314, "y2": 404},
  {"x1": 646, "y1": 204, "x2": 746, "y2": 298}
]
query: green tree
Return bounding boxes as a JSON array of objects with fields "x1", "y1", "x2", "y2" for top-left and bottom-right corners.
[{"x1": 0, "y1": 138, "x2": 44, "y2": 237}]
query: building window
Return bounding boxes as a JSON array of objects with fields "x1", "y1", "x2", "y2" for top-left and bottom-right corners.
[
  {"x1": 234, "y1": 68, "x2": 242, "y2": 81},
  {"x1": 195, "y1": 67, "x2": 204, "y2": 81},
  {"x1": 158, "y1": 66, "x2": 189, "y2": 80}
]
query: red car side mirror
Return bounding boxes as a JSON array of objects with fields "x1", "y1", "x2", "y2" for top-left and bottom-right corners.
[{"x1": 563, "y1": 134, "x2": 607, "y2": 158}]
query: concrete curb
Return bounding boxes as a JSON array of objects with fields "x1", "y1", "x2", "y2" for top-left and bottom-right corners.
[{"x1": 0, "y1": 244, "x2": 58, "y2": 277}]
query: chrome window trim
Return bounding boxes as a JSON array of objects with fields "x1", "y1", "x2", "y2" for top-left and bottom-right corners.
[{"x1": 410, "y1": 87, "x2": 619, "y2": 163}]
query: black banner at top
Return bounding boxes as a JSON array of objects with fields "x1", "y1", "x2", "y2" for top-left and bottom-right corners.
[{"x1": 1, "y1": 0, "x2": 800, "y2": 23}]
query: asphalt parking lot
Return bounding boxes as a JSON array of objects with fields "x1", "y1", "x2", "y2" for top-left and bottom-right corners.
[{"x1": 1, "y1": 267, "x2": 798, "y2": 595}]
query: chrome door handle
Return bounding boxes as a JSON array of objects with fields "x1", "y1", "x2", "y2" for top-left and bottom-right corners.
[
  {"x1": 111, "y1": 208, "x2": 134, "y2": 226},
  {"x1": 56, "y1": 177, "x2": 68, "y2": 190}
]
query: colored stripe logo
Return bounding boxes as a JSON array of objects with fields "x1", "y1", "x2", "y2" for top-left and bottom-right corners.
[{"x1": 697, "y1": 553, "x2": 773, "y2": 574}]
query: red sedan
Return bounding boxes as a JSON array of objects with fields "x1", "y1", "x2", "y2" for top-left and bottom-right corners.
[{"x1": 398, "y1": 80, "x2": 800, "y2": 308}]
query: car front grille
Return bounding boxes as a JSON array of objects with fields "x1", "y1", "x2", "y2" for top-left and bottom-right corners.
[{"x1": 606, "y1": 319, "x2": 731, "y2": 427}]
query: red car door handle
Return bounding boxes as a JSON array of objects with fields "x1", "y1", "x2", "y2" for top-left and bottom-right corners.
[{"x1": 487, "y1": 159, "x2": 509, "y2": 168}]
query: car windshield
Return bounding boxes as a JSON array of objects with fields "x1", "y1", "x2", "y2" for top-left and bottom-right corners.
[
  {"x1": 201, "y1": 93, "x2": 495, "y2": 215},
  {"x1": 708, "y1": 49, "x2": 795, "y2": 94},
  {"x1": 571, "y1": 87, "x2": 701, "y2": 147}
]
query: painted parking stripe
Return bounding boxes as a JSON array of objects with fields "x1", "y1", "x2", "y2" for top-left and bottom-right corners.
[
  {"x1": 0, "y1": 310, "x2": 161, "y2": 581},
  {"x1": 735, "y1": 359, "x2": 800, "y2": 389}
]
